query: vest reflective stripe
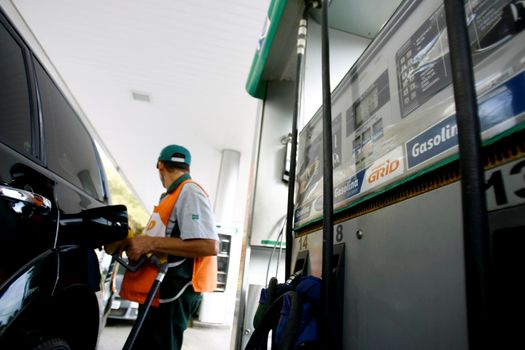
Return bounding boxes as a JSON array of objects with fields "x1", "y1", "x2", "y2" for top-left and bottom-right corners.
[
  {"x1": 159, "y1": 281, "x2": 193, "y2": 304},
  {"x1": 166, "y1": 259, "x2": 187, "y2": 269}
]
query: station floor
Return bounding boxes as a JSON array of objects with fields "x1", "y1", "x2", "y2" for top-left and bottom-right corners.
[{"x1": 98, "y1": 320, "x2": 232, "y2": 350}]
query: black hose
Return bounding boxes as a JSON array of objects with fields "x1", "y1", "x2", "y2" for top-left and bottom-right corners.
[
  {"x1": 285, "y1": 1, "x2": 318, "y2": 279},
  {"x1": 244, "y1": 291, "x2": 302, "y2": 350},
  {"x1": 443, "y1": 0, "x2": 491, "y2": 348},
  {"x1": 122, "y1": 258, "x2": 168, "y2": 350},
  {"x1": 320, "y1": 0, "x2": 335, "y2": 348}
]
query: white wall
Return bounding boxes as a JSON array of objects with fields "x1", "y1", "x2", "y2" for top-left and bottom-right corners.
[
  {"x1": 234, "y1": 17, "x2": 372, "y2": 350},
  {"x1": 247, "y1": 246, "x2": 286, "y2": 286},
  {"x1": 243, "y1": 16, "x2": 371, "y2": 289},
  {"x1": 249, "y1": 80, "x2": 294, "y2": 247},
  {"x1": 301, "y1": 21, "x2": 371, "y2": 128}
]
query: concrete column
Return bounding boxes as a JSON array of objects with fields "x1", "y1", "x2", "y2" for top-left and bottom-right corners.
[{"x1": 214, "y1": 149, "x2": 241, "y2": 224}]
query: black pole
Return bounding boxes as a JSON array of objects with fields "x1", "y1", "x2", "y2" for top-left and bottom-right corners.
[
  {"x1": 285, "y1": 1, "x2": 317, "y2": 279},
  {"x1": 320, "y1": 0, "x2": 335, "y2": 348},
  {"x1": 443, "y1": 1, "x2": 491, "y2": 348}
]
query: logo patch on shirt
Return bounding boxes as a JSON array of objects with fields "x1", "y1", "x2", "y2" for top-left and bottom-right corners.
[
  {"x1": 146, "y1": 219, "x2": 157, "y2": 231},
  {"x1": 192, "y1": 214, "x2": 199, "y2": 220}
]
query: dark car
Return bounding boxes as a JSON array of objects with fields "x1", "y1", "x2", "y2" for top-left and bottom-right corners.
[{"x1": 0, "y1": 5, "x2": 128, "y2": 350}]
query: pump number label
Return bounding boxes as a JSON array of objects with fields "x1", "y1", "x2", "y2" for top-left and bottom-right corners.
[{"x1": 486, "y1": 158, "x2": 525, "y2": 211}]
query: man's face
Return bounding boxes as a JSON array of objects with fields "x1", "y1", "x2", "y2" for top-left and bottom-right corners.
[{"x1": 157, "y1": 161, "x2": 167, "y2": 188}]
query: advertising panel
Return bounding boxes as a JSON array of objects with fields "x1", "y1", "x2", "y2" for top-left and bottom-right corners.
[{"x1": 294, "y1": 0, "x2": 525, "y2": 228}]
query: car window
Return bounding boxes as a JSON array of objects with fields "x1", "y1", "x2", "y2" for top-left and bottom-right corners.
[
  {"x1": 33, "y1": 60, "x2": 104, "y2": 200},
  {"x1": 0, "y1": 21, "x2": 32, "y2": 156}
]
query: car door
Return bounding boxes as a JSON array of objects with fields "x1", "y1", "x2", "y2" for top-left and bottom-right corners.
[
  {"x1": 31, "y1": 52, "x2": 118, "y2": 329},
  {"x1": 1, "y1": 9, "x2": 122, "y2": 347},
  {"x1": 0, "y1": 11, "x2": 57, "y2": 284}
]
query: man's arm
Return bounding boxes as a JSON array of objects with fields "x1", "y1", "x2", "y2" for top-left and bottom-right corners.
[{"x1": 126, "y1": 235, "x2": 218, "y2": 262}]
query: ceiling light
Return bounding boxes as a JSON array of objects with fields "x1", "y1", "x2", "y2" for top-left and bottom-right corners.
[{"x1": 131, "y1": 91, "x2": 151, "y2": 102}]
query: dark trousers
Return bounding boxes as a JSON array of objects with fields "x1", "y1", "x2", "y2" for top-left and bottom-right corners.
[{"x1": 132, "y1": 286, "x2": 202, "y2": 350}]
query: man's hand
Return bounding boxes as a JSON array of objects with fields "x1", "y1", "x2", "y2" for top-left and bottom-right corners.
[
  {"x1": 125, "y1": 235, "x2": 154, "y2": 262},
  {"x1": 104, "y1": 228, "x2": 135, "y2": 255}
]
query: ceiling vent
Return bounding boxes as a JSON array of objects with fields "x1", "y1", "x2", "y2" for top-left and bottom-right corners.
[{"x1": 131, "y1": 91, "x2": 151, "y2": 102}]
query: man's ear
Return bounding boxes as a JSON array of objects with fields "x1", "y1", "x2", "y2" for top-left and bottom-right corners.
[{"x1": 157, "y1": 161, "x2": 165, "y2": 170}]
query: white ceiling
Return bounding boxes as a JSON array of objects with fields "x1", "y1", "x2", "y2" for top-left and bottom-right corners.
[{"x1": 12, "y1": 0, "x2": 270, "y2": 222}]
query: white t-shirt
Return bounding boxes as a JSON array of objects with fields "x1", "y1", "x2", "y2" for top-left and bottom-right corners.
[{"x1": 166, "y1": 183, "x2": 218, "y2": 241}]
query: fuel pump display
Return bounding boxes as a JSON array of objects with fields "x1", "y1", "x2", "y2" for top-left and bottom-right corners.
[{"x1": 294, "y1": 0, "x2": 525, "y2": 228}]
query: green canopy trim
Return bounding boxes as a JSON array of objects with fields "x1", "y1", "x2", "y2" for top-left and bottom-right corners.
[{"x1": 245, "y1": 0, "x2": 287, "y2": 99}]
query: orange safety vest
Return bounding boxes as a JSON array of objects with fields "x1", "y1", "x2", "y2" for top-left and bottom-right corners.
[{"x1": 120, "y1": 179, "x2": 217, "y2": 306}]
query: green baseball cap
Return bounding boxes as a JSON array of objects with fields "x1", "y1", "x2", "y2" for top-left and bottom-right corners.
[{"x1": 158, "y1": 144, "x2": 191, "y2": 166}]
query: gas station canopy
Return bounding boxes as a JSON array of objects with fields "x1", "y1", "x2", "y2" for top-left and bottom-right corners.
[{"x1": 245, "y1": 0, "x2": 403, "y2": 99}]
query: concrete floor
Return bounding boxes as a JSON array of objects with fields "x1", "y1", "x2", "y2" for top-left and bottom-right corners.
[{"x1": 98, "y1": 320, "x2": 233, "y2": 350}]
